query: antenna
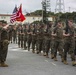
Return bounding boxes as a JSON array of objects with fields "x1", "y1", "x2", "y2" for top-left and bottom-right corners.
[
  {"x1": 42, "y1": 0, "x2": 51, "y2": 23},
  {"x1": 55, "y1": 0, "x2": 65, "y2": 13}
]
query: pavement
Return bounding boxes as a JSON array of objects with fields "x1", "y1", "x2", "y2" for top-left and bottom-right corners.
[{"x1": 0, "y1": 43, "x2": 76, "y2": 75}]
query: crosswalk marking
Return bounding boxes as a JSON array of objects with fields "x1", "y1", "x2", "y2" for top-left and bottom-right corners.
[{"x1": 51, "y1": 62, "x2": 57, "y2": 66}]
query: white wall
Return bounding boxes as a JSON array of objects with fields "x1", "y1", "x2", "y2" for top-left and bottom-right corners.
[{"x1": 0, "y1": 14, "x2": 53, "y2": 24}]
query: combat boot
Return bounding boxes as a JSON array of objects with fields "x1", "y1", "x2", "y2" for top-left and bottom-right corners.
[
  {"x1": 0, "y1": 63, "x2": 1, "y2": 67},
  {"x1": 63, "y1": 60, "x2": 68, "y2": 65},
  {"x1": 61, "y1": 58, "x2": 64, "y2": 62},
  {"x1": 43, "y1": 52, "x2": 46, "y2": 56},
  {"x1": 36, "y1": 51, "x2": 39, "y2": 54},
  {"x1": 51, "y1": 54, "x2": 54, "y2": 59},
  {"x1": 46, "y1": 55, "x2": 49, "y2": 58},
  {"x1": 18, "y1": 45, "x2": 20, "y2": 48},
  {"x1": 28, "y1": 48, "x2": 30, "y2": 51},
  {"x1": 24, "y1": 47, "x2": 27, "y2": 50},
  {"x1": 1, "y1": 62, "x2": 8, "y2": 67},
  {"x1": 54, "y1": 57, "x2": 58, "y2": 61},
  {"x1": 32, "y1": 49, "x2": 35, "y2": 53},
  {"x1": 72, "y1": 61, "x2": 76, "y2": 66},
  {"x1": 21, "y1": 46, "x2": 23, "y2": 48}
]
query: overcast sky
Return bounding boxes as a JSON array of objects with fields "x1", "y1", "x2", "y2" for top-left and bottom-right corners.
[{"x1": 0, "y1": 0, "x2": 76, "y2": 14}]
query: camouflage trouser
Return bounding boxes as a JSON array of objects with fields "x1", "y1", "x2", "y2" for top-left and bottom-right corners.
[
  {"x1": 74, "y1": 40, "x2": 76, "y2": 55},
  {"x1": 32, "y1": 38, "x2": 36, "y2": 50},
  {"x1": 36, "y1": 39, "x2": 38, "y2": 51},
  {"x1": 37, "y1": 39, "x2": 43, "y2": 53},
  {"x1": 27, "y1": 37, "x2": 32, "y2": 51},
  {"x1": 42, "y1": 39, "x2": 46, "y2": 53},
  {"x1": 64, "y1": 39, "x2": 75, "y2": 61},
  {"x1": 21, "y1": 35, "x2": 24, "y2": 48},
  {"x1": 9, "y1": 34, "x2": 12, "y2": 43},
  {"x1": 0, "y1": 41, "x2": 9, "y2": 63},
  {"x1": 54, "y1": 40, "x2": 64, "y2": 58},
  {"x1": 24, "y1": 36, "x2": 27, "y2": 50},
  {"x1": 50, "y1": 39, "x2": 55, "y2": 55},
  {"x1": 13, "y1": 35, "x2": 17, "y2": 43},
  {"x1": 43, "y1": 39, "x2": 51, "y2": 55},
  {"x1": 18, "y1": 34, "x2": 21, "y2": 47}
]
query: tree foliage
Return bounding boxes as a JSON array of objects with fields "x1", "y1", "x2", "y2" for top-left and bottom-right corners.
[{"x1": 26, "y1": 9, "x2": 76, "y2": 22}]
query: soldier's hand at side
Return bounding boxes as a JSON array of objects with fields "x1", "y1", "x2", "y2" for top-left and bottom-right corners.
[
  {"x1": 63, "y1": 33, "x2": 70, "y2": 37},
  {"x1": 51, "y1": 33, "x2": 56, "y2": 36}
]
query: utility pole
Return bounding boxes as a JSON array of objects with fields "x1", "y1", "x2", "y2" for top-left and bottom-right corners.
[{"x1": 42, "y1": 0, "x2": 51, "y2": 24}]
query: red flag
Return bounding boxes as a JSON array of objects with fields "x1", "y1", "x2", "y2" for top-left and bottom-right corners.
[{"x1": 16, "y1": 4, "x2": 26, "y2": 22}]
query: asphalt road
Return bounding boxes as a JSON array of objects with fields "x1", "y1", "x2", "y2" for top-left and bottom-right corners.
[{"x1": 0, "y1": 43, "x2": 76, "y2": 75}]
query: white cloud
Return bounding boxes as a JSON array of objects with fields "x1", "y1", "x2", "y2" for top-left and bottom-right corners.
[{"x1": 0, "y1": 0, "x2": 76, "y2": 14}]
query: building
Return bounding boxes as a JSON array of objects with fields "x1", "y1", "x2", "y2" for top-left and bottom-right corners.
[{"x1": 0, "y1": 14, "x2": 54, "y2": 24}]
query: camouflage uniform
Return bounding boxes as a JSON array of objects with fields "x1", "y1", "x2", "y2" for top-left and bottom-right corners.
[
  {"x1": 37, "y1": 25, "x2": 44, "y2": 54},
  {"x1": 0, "y1": 27, "x2": 9, "y2": 65},
  {"x1": 35, "y1": 25, "x2": 40, "y2": 53},
  {"x1": 50, "y1": 25, "x2": 56, "y2": 59},
  {"x1": 20, "y1": 26, "x2": 24, "y2": 48},
  {"x1": 32, "y1": 25, "x2": 37, "y2": 53},
  {"x1": 42, "y1": 25, "x2": 47, "y2": 56},
  {"x1": 8, "y1": 26, "x2": 13, "y2": 43},
  {"x1": 74, "y1": 28, "x2": 76, "y2": 55},
  {"x1": 27, "y1": 25, "x2": 32, "y2": 51},
  {"x1": 17, "y1": 26, "x2": 21, "y2": 48},
  {"x1": 75, "y1": 39, "x2": 76, "y2": 55},
  {"x1": 46, "y1": 26, "x2": 54, "y2": 55},
  {"x1": 23, "y1": 25, "x2": 28, "y2": 50},
  {"x1": 42, "y1": 25, "x2": 51, "y2": 57},
  {"x1": 12, "y1": 26, "x2": 17, "y2": 44},
  {"x1": 63, "y1": 25, "x2": 76, "y2": 65},
  {"x1": 53, "y1": 26, "x2": 64, "y2": 61}
]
